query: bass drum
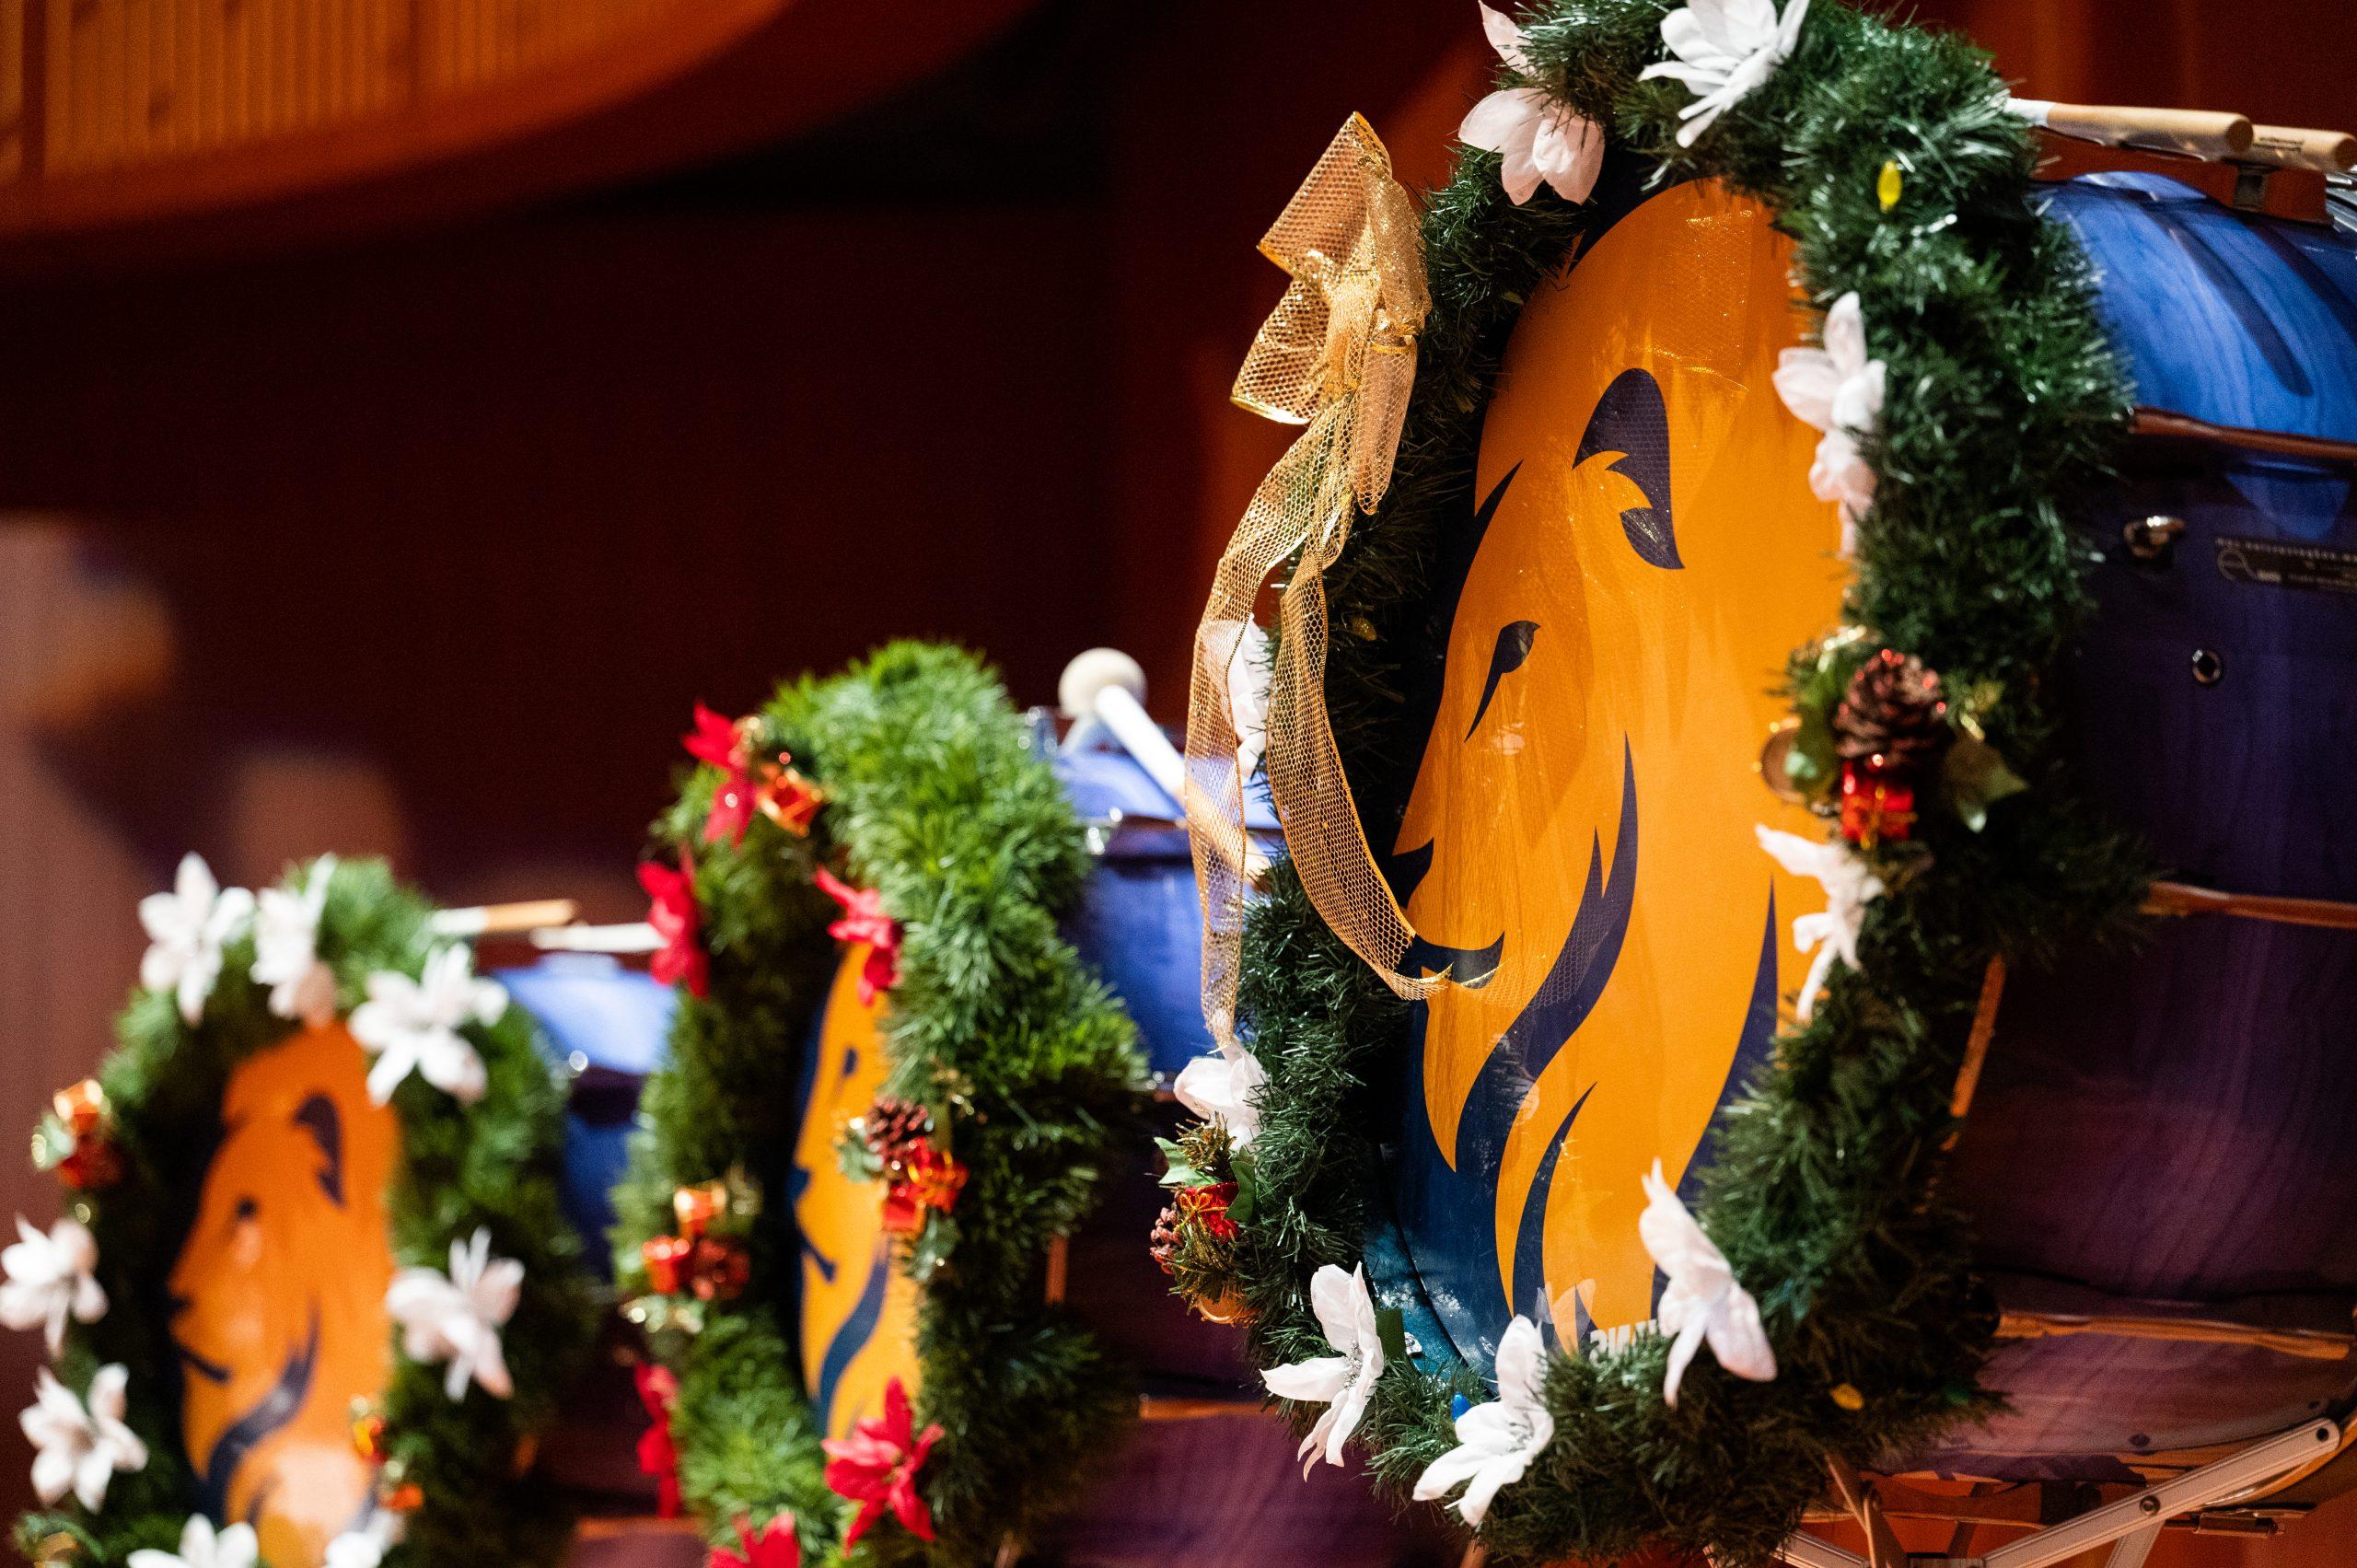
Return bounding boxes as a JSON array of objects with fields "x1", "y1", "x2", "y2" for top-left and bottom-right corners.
[
  {"x1": 1932, "y1": 168, "x2": 2357, "y2": 1488},
  {"x1": 1363, "y1": 165, "x2": 2357, "y2": 1493},
  {"x1": 1051, "y1": 735, "x2": 1449, "y2": 1565},
  {"x1": 792, "y1": 730, "x2": 1446, "y2": 1565},
  {"x1": 1368, "y1": 175, "x2": 1844, "y2": 1369}
]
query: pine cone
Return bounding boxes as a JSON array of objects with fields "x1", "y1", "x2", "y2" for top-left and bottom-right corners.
[
  {"x1": 1149, "y1": 1204, "x2": 1183, "y2": 1276},
  {"x1": 864, "y1": 1096, "x2": 934, "y2": 1164},
  {"x1": 1834, "y1": 650, "x2": 1948, "y2": 765}
]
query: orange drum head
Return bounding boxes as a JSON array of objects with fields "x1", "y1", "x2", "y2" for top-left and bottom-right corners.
[
  {"x1": 793, "y1": 945, "x2": 922, "y2": 1440},
  {"x1": 168, "y1": 1023, "x2": 399, "y2": 1568},
  {"x1": 1386, "y1": 179, "x2": 1847, "y2": 1359}
]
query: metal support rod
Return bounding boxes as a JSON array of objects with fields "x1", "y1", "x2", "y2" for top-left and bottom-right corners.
[
  {"x1": 1981, "y1": 1420, "x2": 2340, "y2": 1568},
  {"x1": 1772, "y1": 1419, "x2": 2340, "y2": 1568},
  {"x1": 1773, "y1": 1531, "x2": 1867, "y2": 1568},
  {"x1": 2103, "y1": 1525, "x2": 2164, "y2": 1568}
]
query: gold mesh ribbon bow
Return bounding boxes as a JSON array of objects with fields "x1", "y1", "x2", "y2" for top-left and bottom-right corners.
[{"x1": 1184, "y1": 114, "x2": 1445, "y2": 1052}]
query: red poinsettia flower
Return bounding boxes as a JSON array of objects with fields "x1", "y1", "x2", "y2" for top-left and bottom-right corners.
[
  {"x1": 633, "y1": 1363, "x2": 682, "y2": 1518},
  {"x1": 639, "y1": 855, "x2": 710, "y2": 999},
  {"x1": 682, "y1": 703, "x2": 750, "y2": 772},
  {"x1": 708, "y1": 1513, "x2": 799, "y2": 1568},
  {"x1": 823, "y1": 1377, "x2": 941, "y2": 1548},
  {"x1": 815, "y1": 866, "x2": 902, "y2": 1005},
  {"x1": 684, "y1": 703, "x2": 758, "y2": 846}
]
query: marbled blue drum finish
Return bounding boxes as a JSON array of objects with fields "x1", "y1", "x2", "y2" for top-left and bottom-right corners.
[{"x1": 1922, "y1": 173, "x2": 2357, "y2": 1480}]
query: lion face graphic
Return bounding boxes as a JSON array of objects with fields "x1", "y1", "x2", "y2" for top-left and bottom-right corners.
[
  {"x1": 792, "y1": 945, "x2": 921, "y2": 1440},
  {"x1": 1386, "y1": 180, "x2": 1847, "y2": 1363},
  {"x1": 169, "y1": 1023, "x2": 399, "y2": 1568}
]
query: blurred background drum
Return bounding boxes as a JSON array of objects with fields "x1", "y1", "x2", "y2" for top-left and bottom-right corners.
[
  {"x1": 1359, "y1": 156, "x2": 2357, "y2": 1527},
  {"x1": 495, "y1": 953, "x2": 688, "y2": 1540},
  {"x1": 1040, "y1": 713, "x2": 1444, "y2": 1566},
  {"x1": 505, "y1": 660, "x2": 1443, "y2": 1564}
]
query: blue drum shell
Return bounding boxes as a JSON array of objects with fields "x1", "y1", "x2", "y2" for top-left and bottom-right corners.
[
  {"x1": 1051, "y1": 739, "x2": 1277, "y2": 1396},
  {"x1": 1047, "y1": 742, "x2": 1431, "y2": 1561},
  {"x1": 500, "y1": 953, "x2": 678, "y2": 1275},
  {"x1": 1929, "y1": 173, "x2": 2357, "y2": 1483}
]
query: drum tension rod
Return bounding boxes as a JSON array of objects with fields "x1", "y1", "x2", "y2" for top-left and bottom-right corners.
[{"x1": 2119, "y1": 516, "x2": 2186, "y2": 562}]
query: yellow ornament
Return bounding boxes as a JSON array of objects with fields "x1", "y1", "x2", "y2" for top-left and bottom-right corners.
[
  {"x1": 1876, "y1": 159, "x2": 1903, "y2": 212},
  {"x1": 1830, "y1": 1382, "x2": 1866, "y2": 1411}
]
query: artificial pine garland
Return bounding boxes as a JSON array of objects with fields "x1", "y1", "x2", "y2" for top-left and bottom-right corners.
[
  {"x1": 612, "y1": 643, "x2": 1149, "y2": 1567},
  {"x1": 1178, "y1": 2, "x2": 2156, "y2": 1562},
  {"x1": 12, "y1": 859, "x2": 595, "y2": 1568}
]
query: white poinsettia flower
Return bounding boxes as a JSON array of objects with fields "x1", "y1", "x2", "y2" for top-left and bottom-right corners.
[
  {"x1": 127, "y1": 1515, "x2": 259, "y2": 1568},
  {"x1": 1412, "y1": 1313, "x2": 1554, "y2": 1525},
  {"x1": 1638, "y1": 1161, "x2": 1777, "y2": 1406},
  {"x1": 1772, "y1": 292, "x2": 1887, "y2": 554},
  {"x1": 0, "y1": 1216, "x2": 108, "y2": 1356},
  {"x1": 252, "y1": 855, "x2": 340, "y2": 1027},
  {"x1": 1461, "y1": 4, "x2": 1604, "y2": 204},
  {"x1": 1227, "y1": 621, "x2": 1274, "y2": 784},
  {"x1": 139, "y1": 854, "x2": 256, "y2": 1027},
  {"x1": 351, "y1": 944, "x2": 505, "y2": 1105},
  {"x1": 1173, "y1": 1048, "x2": 1267, "y2": 1150},
  {"x1": 21, "y1": 1364, "x2": 147, "y2": 1510},
  {"x1": 1263, "y1": 1262, "x2": 1387, "y2": 1473},
  {"x1": 1638, "y1": 0, "x2": 1812, "y2": 146},
  {"x1": 323, "y1": 1508, "x2": 402, "y2": 1568},
  {"x1": 1756, "y1": 826, "x2": 1885, "y2": 1023},
  {"x1": 387, "y1": 1226, "x2": 523, "y2": 1401}
]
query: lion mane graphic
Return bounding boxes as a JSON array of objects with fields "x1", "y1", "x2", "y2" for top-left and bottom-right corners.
[
  {"x1": 169, "y1": 1023, "x2": 399, "y2": 1568},
  {"x1": 1383, "y1": 180, "x2": 1846, "y2": 1367},
  {"x1": 792, "y1": 945, "x2": 921, "y2": 1441}
]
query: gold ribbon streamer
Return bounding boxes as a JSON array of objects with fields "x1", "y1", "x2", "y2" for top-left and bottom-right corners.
[{"x1": 1183, "y1": 114, "x2": 1444, "y2": 1052}]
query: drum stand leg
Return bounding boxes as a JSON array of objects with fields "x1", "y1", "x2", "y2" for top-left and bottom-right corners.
[{"x1": 1770, "y1": 1417, "x2": 2340, "y2": 1568}]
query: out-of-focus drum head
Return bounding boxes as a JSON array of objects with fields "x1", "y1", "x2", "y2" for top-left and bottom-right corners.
[
  {"x1": 500, "y1": 953, "x2": 677, "y2": 1269},
  {"x1": 791, "y1": 945, "x2": 922, "y2": 1440},
  {"x1": 1376, "y1": 178, "x2": 1847, "y2": 1371},
  {"x1": 169, "y1": 1024, "x2": 400, "y2": 1568}
]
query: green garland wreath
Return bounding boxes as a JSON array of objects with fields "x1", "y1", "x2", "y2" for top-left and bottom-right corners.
[
  {"x1": 611, "y1": 642, "x2": 1149, "y2": 1568},
  {"x1": 11, "y1": 856, "x2": 595, "y2": 1568},
  {"x1": 1164, "y1": 2, "x2": 2160, "y2": 1562}
]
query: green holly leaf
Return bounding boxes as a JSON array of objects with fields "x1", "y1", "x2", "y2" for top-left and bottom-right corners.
[
  {"x1": 1376, "y1": 1305, "x2": 1410, "y2": 1364},
  {"x1": 1945, "y1": 735, "x2": 2028, "y2": 831},
  {"x1": 1155, "y1": 1136, "x2": 1204, "y2": 1189},
  {"x1": 1228, "y1": 1150, "x2": 1260, "y2": 1225}
]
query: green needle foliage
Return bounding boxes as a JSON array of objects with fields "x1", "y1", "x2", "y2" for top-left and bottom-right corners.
[
  {"x1": 15, "y1": 858, "x2": 595, "y2": 1568},
  {"x1": 612, "y1": 643, "x2": 1150, "y2": 1568},
  {"x1": 1211, "y1": 3, "x2": 2154, "y2": 1562}
]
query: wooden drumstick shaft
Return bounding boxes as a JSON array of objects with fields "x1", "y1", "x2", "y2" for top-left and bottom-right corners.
[
  {"x1": 2247, "y1": 124, "x2": 2357, "y2": 174},
  {"x1": 431, "y1": 898, "x2": 581, "y2": 937},
  {"x1": 2009, "y1": 98, "x2": 2254, "y2": 160}
]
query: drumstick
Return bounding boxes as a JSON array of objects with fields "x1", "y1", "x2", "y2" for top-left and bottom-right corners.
[
  {"x1": 2008, "y1": 98, "x2": 2254, "y2": 161},
  {"x1": 528, "y1": 921, "x2": 663, "y2": 954},
  {"x1": 431, "y1": 898, "x2": 580, "y2": 937},
  {"x1": 2247, "y1": 124, "x2": 2357, "y2": 174},
  {"x1": 1060, "y1": 648, "x2": 1189, "y2": 813},
  {"x1": 1061, "y1": 647, "x2": 1275, "y2": 882}
]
